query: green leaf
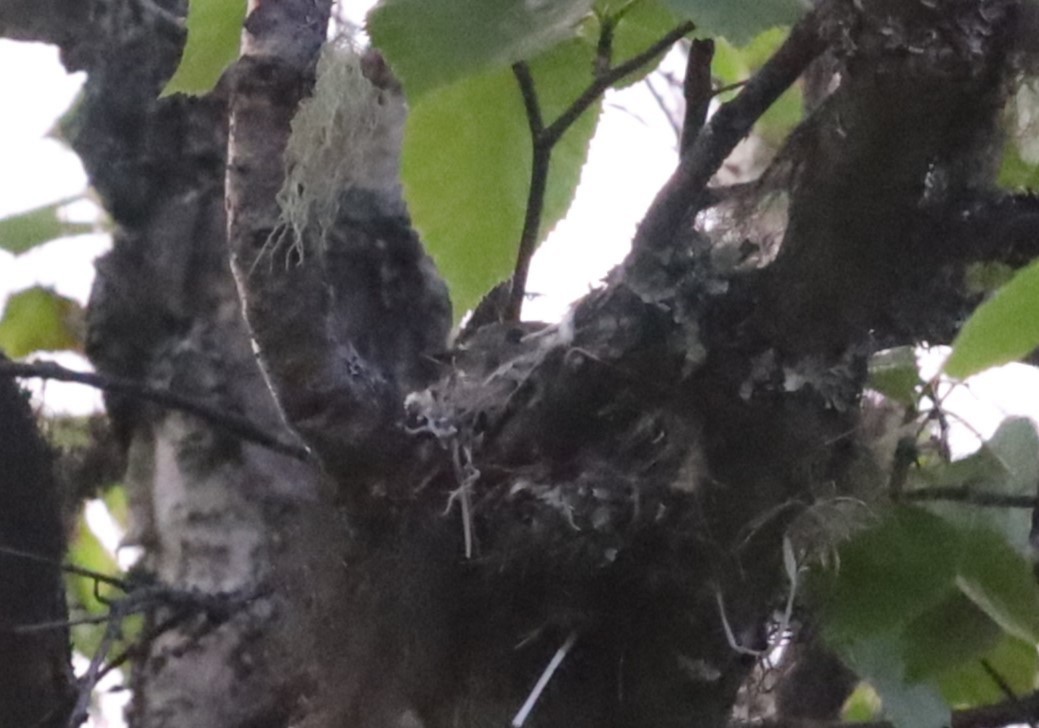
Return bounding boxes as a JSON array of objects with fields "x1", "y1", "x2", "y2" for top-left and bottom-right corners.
[
  {"x1": 369, "y1": 0, "x2": 594, "y2": 100},
  {"x1": 660, "y1": 0, "x2": 806, "y2": 46},
  {"x1": 901, "y1": 593, "x2": 1002, "y2": 682},
  {"x1": 955, "y1": 526, "x2": 1039, "y2": 645},
  {"x1": 0, "y1": 197, "x2": 92, "y2": 255},
  {"x1": 104, "y1": 485, "x2": 130, "y2": 529},
  {"x1": 868, "y1": 346, "x2": 921, "y2": 406},
  {"x1": 402, "y1": 40, "x2": 602, "y2": 317},
  {"x1": 161, "y1": 0, "x2": 246, "y2": 97},
  {"x1": 599, "y1": 0, "x2": 683, "y2": 89},
  {"x1": 0, "y1": 287, "x2": 84, "y2": 357},
  {"x1": 711, "y1": 29, "x2": 802, "y2": 142},
  {"x1": 964, "y1": 262, "x2": 1016, "y2": 295},
  {"x1": 944, "y1": 256, "x2": 1039, "y2": 378},
  {"x1": 911, "y1": 417, "x2": 1039, "y2": 556},
  {"x1": 817, "y1": 506, "x2": 1039, "y2": 727},
  {"x1": 938, "y1": 635, "x2": 1039, "y2": 707},
  {"x1": 998, "y1": 139, "x2": 1039, "y2": 189},
  {"x1": 842, "y1": 683, "x2": 882, "y2": 722},
  {"x1": 757, "y1": 83, "x2": 802, "y2": 145},
  {"x1": 843, "y1": 632, "x2": 950, "y2": 728},
  {"x1": 819, "y1": 507, "x2": 960, "y2": 643}
]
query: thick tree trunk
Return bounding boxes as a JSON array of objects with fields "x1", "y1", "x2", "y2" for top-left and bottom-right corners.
[
  {"x1": 0, "y1": 372, "x2": 73, "y2": 728},
  {"x1": 2, "y1": 0, "x2": 1036, "y2": 727}
]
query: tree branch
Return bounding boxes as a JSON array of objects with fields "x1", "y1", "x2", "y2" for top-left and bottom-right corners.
[
  {"x1": 542, "y1": 21, "x2": 695, "y2": 148},
  {"x1": 506, "y1": 62, "x2": 551, "y2": 322},
  {"x1": 679, "y1": 38, "x2": 714, "y2": 157},
  {"x1": 0, "y1": 360, "x2": 309, "y2": 460},
  {"x1": 504, "y1": 21, "x2": 696, "y2": 320},
  {"x1": 0, "y1": 545, "x2": 130, "y2": 592},
  {"x1": 634, "y1": 8, "x2": 826, "y2": 253}
]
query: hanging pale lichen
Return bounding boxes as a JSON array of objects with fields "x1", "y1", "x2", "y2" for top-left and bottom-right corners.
[
  {"x1": 1011, "y1": 77, "x2": 1039, "y2": 165},
  {"x1": 274, "y1": 39, "x2": 406, "y2": 259}
]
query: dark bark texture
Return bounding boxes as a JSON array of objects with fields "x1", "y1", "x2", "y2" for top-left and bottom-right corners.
[
  {"x1": 0, "y1": 371, "x2": 73, "y2": 728},
  {"x1": 4, "y1": 0, "x2": 1039, "y2": 727}
]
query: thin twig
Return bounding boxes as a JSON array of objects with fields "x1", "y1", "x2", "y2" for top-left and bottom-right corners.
[
  {"x1": 902, "y1": 487, "x2": 1037, "y2": 509},
  {"x1": 680, "y1": 38, "x2": 714, "y2": 157},
  {"x1": 505, "y1": 62, "x2": 552, "y2": 322},
  {"x1": 643, "y1": 75, "x2": 682, "y2": 141},
  {"x1": 512, "y1": 62, "x2": 544, "y2": 137},
  {"x1": 0, "y1": 360, "x2": 310, "y2": 461},
  {"x1": 11, "y1": 614, "x2": 113, "y2": 633},
  {"x1": 713, "y1": 79, "x2": 749, "y2": 97},
  {"x1": 635, "y1": 9, "x2": 826, "y2": 252},
  {"x1": 504, "y1": 22, "x2": 696, "y2": 320},
  {"x1": 68, "y1": 604, "x2": 124, "y2": 728},
  {"x1": 0, "y1": 545, "x2": 130, "y2": 591},
  {"x1": 95, "y1": 610, "x2": 192, "y2": 684},
  {"x1": 542, "y1": 21, "x2": 695, "y2": 148},
  {"x1": 980, "y1": 659, "x2": 1039, "y2": 728},
  {"x1": 981, "y1": 659, "x2": 1019, "y2": 702}
]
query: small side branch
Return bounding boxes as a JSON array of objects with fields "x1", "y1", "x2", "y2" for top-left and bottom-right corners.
[
  {"x1": 61, "y1": 581, "x2": 263, "y2": 728},
  {"x1": 679, "y1": 38, "x2": 714, "y2": 157},
  {"x1": 0, "y1": 360, "x2": 309, "y2": 461},
  {"x1": 506, "y1": 63, "x2": 552, "y2": 322},
  {"x1": 0, "y1": 545, "x2": 130, "y2": 591},
  {"x1": 634, "y1": 9, "x2": 827, "y2": 252},
  {"x1": 505, "y1": 21, "x2": 696, "y2": 320},
  {"x1": 541, "y1": 21, "x2": 696, "y2": 148}
]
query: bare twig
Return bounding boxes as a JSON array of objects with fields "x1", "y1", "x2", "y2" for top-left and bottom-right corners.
[
  {"x1": 0, "y1": 544, "x2": 130, "y2": 591},
  {"x1": 713, "y1": 79, "x2": 748, "y2": 97},
  {"x1": 644, "y1": 75, "x2": 682, "y2": 141},
  {"x1": 679, "y1": 38, "x2": 714, "y2": 157},
  {"x1": 62, "y1": 581, "x2": 264, "y2": 727},
  {"x1": 541, "y1": 21, "x2": 696, "y2": 148},
  {"x1": 980, "y1": 658, "x2": 1039, "y2": 728},
  {"x1": 95, "y1": 611, "x2": 191, "y2": 684},
  {"x1": 504, "y1": 21, "x2": 696, "y2": 320},
  {"x1": 11, "y1": 615, "x2": 112, "y2": 633},
  {"x1": 68, "y1": 604, "x2": 124, "y2": 728},
  {"x1": 0, "y1": 360, "x2": 309, "y2": 461},
  {"x1": 505, "y1": 62, "x2": 553, "y2": 323},
  {"x1": 635, "y1": 9, "x2": 826, "y2": 252}
]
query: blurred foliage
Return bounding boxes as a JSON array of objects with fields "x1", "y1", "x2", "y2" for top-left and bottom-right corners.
[
  {"x1": 945, "y1": 258, "x2": 1039, "y2": 379},
  {"x1": 0, "y1": 286, "x2": 84, "y2": 357},
  {"x1": 161, "y1": 0, "x2": 246, "y2": 97},
  {"x1": 0, "y1": 197, "x2": 92, "y2": 255}
]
